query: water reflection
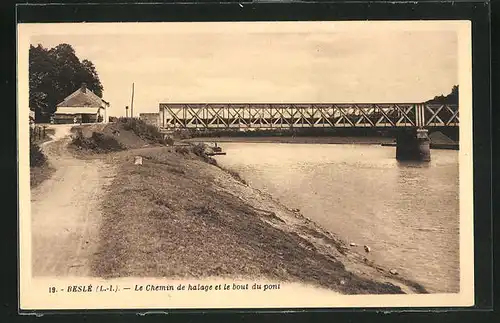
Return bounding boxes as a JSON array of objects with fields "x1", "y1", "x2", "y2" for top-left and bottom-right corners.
[{"x1": 396, "y1": 160, "x2": 431, "y2": 169}]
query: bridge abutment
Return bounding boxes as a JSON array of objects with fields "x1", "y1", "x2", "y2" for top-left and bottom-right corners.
[{"x1": 396, "y1": 128, "x2": 431, "y2": 162}]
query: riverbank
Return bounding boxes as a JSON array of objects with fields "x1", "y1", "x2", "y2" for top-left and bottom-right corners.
[
  {"x1": 184, "y1": 134, "x2": 459, "y2": 150},
  {"x1": 93, "y1": 146, "x2": 428, "y2": 294},
  {"x1": 184, "y1": 136, "x2": 395, "y2": 145},
  {"x1": 68, "y1": 123, "x2": 427, "y2": 295},
  {"x1": 381, "y1": 142, "x2": 459, "y2": 150},
  {"x1": 49, "y1": 120, "x2": 427, "y2": 294}
]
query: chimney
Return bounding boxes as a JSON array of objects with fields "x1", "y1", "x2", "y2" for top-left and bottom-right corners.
[{"x1": 80, "y1": 83, "x2": 87, "y2": 93}]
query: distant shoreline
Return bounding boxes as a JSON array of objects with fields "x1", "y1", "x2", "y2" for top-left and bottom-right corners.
[
  {"x1": 381, "y1": 142, "x2": 459, "y2": 150},
  {"x1": 183, "y1": 136, "x2": 395, "y2": 145},
  {"x1": 183, "y1": 136, "x2": 459, "y2": 150}
]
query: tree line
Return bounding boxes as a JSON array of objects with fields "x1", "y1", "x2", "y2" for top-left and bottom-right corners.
[
  {"x1": 426, "y1": 85, "x2": 458, "y2": 104},
  {"x1": 29, "y1": 43, "x2": 104, "y2": 122}
]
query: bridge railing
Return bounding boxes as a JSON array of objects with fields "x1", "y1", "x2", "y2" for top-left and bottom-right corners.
[{"x1": 158, "y1": 103, "x2": 459, "y2": 129}]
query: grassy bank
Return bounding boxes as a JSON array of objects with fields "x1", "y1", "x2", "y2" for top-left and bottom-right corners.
[
  {"x1": 93, "y1": 147, "x2": 414, "y2": 294},
  {"x1": 30, "y1": 162, "x2": 55, "y2": 188},
  {"x1": 70, "y1": 120, "x2": 427, "y2": 294},
  {"x1": 30, "y1": 135, "x2": 55, "y2": 188}
]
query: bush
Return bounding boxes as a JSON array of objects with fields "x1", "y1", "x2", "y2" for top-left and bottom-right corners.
[
  {"x1": 30, "y1": 140, "x2": 46, "y2": 167},
  {"x1": 191, "y1": 143, "x2": 217, "y2": 165},
  {"x1": 118, "y1": 117, "x2": 164, "y2": 144},
  {"x1": 173, "y1": 143, "x2": 217, "y2": 164},
  {"x1": 174, "y1": 146, "x2": 190, "y2": 155},
  {"x1": 172, "y1": 129, "x2": 193, "y2": 140},
  {"x1": 191, "y1": 143, "x2": 207, "y2": 158},
  {"x1": 71, "y1": 130, "x2": 125, "y2": 153},
  {"x1": 164, "y1": 136, "x2": 175, "y2": 146}
]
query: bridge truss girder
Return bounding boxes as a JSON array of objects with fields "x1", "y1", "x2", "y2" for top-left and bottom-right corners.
[{"x1": 158, "y1": 103, "x2": 459, "y2": 130}]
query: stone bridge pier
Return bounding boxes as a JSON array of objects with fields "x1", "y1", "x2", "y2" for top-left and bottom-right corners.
[{"x1": 396, "y1": 128, "x2": 431, "y2": 162}]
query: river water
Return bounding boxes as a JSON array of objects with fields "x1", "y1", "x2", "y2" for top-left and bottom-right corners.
[{"x1": 214, "y1": 142, "x2": 459, "y2": 293}]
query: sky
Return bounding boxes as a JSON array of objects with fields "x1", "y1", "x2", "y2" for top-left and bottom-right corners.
[{"x1": 29, "y1": 22, "x2": 458, "y2": 118}]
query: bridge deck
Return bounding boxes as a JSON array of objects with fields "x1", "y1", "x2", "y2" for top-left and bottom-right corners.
[{"x1": 158, "y1": 103, "x2": 459, "y2": 129}]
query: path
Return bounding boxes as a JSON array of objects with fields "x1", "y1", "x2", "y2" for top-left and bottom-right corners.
[{"x1": 31, "y1": 124, "x2": 115, "y2": 277}]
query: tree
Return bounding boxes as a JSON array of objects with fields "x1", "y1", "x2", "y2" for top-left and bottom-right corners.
[
  {"x1": 80, "y1": 59, "x2": 104, "y2": 97},
  {"x1": 426, "y1": 85, "x2": 459, "y2": 104},
  {"x1": 29, "y1": 43, "x2": 104, "y2": 122},
  {"x1": 29, "y1": 44, "x2": 54, "y2": 121}
]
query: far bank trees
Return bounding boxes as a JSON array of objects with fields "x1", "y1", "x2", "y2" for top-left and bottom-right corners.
[{"x1": 426, "y1": 85, "x2": 459, "y2": 104}]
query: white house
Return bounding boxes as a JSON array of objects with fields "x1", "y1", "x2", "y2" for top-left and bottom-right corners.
[{"x1": 52, "y1": 83, "x2": 109, "y2": 124}]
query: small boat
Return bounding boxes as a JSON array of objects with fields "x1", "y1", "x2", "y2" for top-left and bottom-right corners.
[
  {"x1": 206, "y1": 151, "x2": 226, "y2": 156},
  {"x1": 206, "y1": 142, "x2": 226, "y2": 156},
  {"x1": 212, "y1": 142, "x2": 222, "y2": 153}
]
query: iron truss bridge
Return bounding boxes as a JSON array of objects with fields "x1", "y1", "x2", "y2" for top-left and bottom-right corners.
[{"x1": 158, "y1": 103, "x2": 459, "y2": 130}]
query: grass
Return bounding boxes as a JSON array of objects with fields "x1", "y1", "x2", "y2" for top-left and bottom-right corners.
[
  {"x1": 190, "y1": 143, "x2": 217, "y2": 165},
  {"x1": 70, "y1": 119, "x2": 170, "y2": 154},
  {"x1": 164, "y1": 136, "x2": 175, "y2": 146},
  {"x1": 91, "y1": 146, "x2": 412, "y2": 294},
  {"x1": 174, "y1": 146, "x2": 190, "y2": 155},
  {"x1": 171, "y1": 129, "x2": 193, "y2": 140},
  {"x1": 30, "y1": 126, "x2": 55, "y2": 145},
  {"x1": 62, "y1": 120, "x2": 425, "y2": 294},
  {"x1": 118, "y1": 117, "x2": 165, "y2": 144},
  {"x1": 30, "y1": 163, "x2": 55, "y2": 188},
  {"x1": 29, "y1": 135, "x2": 55, "y2": 188},
  {"x1": 178, "y1": 143, "x2": 245, "y2": 184},
  {"x1": 173, "y1": 143, "x2": 217, "y2": 165},
  {"x1": 70, "y1": 129, "x2": 126, "y2": 153},
  {"x1": 217, "y1": 166, "x2": 247, "y2": 185},
  {"x1": 30, "y1": 140, "x2": 46, "y2": 167}
]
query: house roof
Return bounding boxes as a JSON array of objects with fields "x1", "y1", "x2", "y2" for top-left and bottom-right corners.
[
  {"x1": 54, "y1": 107, "x2": 101, "y2": 115},
  {"x1": 57, "y1": 85, "x2": 107, "y2": 108}
]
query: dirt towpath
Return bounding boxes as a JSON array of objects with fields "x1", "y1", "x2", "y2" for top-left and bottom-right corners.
[{"x1": 31, "y1": 124, "x2": 115, "y2": 277}]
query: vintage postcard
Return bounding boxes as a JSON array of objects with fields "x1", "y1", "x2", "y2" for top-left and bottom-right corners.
[{"x1": 18, "y1": 21, "x2": 474, "y2": 310}]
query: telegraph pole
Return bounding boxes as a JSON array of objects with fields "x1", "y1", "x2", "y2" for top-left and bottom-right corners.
[{"x1": 130, "y1": 83, "x2": 135, "y2": 118}]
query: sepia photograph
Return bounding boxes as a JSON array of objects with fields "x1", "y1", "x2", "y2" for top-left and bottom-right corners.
[{"x1": 17, "y1": 21, "x2": 474, "y2": 310}]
